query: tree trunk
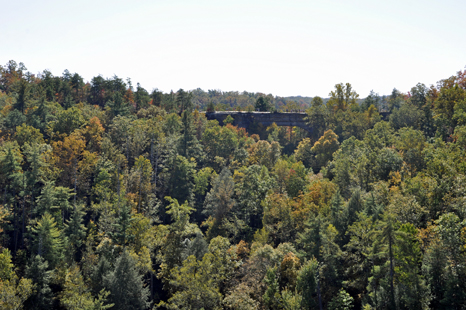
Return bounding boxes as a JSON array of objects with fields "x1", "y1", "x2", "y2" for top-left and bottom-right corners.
[
  {"x1": 317, "y1": 267, "x2": 323, "y2": 310},
  {"x1": 389, "y1": 232, "x2": 396, "y2": 310},
  {"x1": 117, "y1": 158, "x2": 121, "y2": 217},
  {"x1": 73, "y1": 156, "x2": 78, "y2": 212}
]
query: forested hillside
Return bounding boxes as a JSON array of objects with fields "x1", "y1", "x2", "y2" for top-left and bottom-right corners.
[{"x1": 1, "y1": 60, "x2": 466, "y2": 309}]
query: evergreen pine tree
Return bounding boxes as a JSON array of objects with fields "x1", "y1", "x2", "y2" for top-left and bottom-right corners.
[
  {"x1": 13, "y1": 79, "x2": 29, "y2": 114},
  {"x1": 103, "y1": 250, "x2": 150, "y2": 310},
  {"x1": 109, "y1": 203, "x2": 134, "y2": 247},
  {"x1": 24, "y1": 255, "x2": 53, "y2": 310},
  {"x1": 346, "y1": 189, "x2": 363, "y2": 229},
  {"x1": 64, "y1": 205, "x2": 86, "y2": 261},
  {"x1": 91, "y1": 256, "x2": 112, "y2": 295},
  {"x1": 31, "y1": 213, "x2": 64, "y2": 268}
]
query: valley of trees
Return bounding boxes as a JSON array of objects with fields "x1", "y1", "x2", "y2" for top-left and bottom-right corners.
[{"x1": 1, "y1": 60, "x2": 466, "y2": 309}]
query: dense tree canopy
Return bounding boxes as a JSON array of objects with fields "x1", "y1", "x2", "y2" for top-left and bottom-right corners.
[{"x1": 0, "y1": 60, "x2": 465, "y2": 309}]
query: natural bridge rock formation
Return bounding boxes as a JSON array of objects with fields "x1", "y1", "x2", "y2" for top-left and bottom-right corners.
[{"x1": 204, "y1": 111, "x2": 312, "y2": 132}]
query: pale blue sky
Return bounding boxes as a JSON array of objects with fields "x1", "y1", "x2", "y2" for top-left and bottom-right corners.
[{"x1": 1, "y1": 0, "x2": 465, "y2": 97}]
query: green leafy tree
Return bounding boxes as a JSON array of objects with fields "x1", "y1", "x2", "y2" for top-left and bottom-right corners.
[
  {"x1": 161, "y1": 236, "x2": 235, "y2": 310},
  {"x1": 206, "y1": 100, "x2": 216, "y2": 112},
  {"x1": 311, "y1": 129, "x2": 339, "y2": 171},
  {"x1": 179, "y1": 110, "x2": 203, "y2": 160},
  {"x1": 282, "y1": 161, "x2": 308, "y2": 198},
  {"x1": 164, "y1": 155, "x2": 196, "y2": 205},
  {"x1": 31, "y1": 213, "x2": 64, "y2": 269},
  {"x1": 162, "y1": 255, "x2": 223, "y2": 309},
  {"x1": 395, "y1": 127, "x2": 426, "y2": 175},
  {"x1": 330, "y1": 191, "x2": 346, "y2": 241},
  {"x1": 203, "y1": 168, "x2": 236, "y2": 238},
  {"x1": 248, "y1": 140, "x2": 281, "y2": 170},
  {"x1": 202, "y1": 121, "x2": 239, "y2": 169},
  {"x1": 163, "y1": 113, "x2": 182, "y2": 135},
  {"x1": 390, "y1": 103, "x2": 423, "y2": 129},
  {"x1": 88, "y1": 75, "x2": 108, "y2": 107},
  {"x1": 131, "y1": 156, "x2": 153, "y2": 213},
  {"x1": 35, "y1": 181, "x2": 73, "y2": 222},
  {"x1": 298, "y1": 215, "x2": 342, "y2": 305},
  {"x1": 50, "y1": 106, "x2": 86, "y2": 136},
  {"x1": 135, "y1": 82, "x2": 150, "y2": 111},
  {"x1": 109, "y1": 203, "x2": 134, "y2": 248},
  {"x1": 0, "y1": 275, "x2": 33, "y2": 310},
  {"x1": 60, "y1": 264, "x2": 113, "y2": 310},
  {"x1": 255, "y1": 96, "x2": 271, "y2": 111},
  {"x1": 296, "y1": 258, "x2": 319, "y2": 309},
  {"x1": 24, "y1": 255, "x2": 53, "y2": 310},
  {"x1": 263, "y1": 267, "x2": 282, "y2": 310},
  {"x1": 13, "y1": 78, "x2": 29, "y2": 114},
  {"x1": 28, "y1": 95, "x2": 54, "y2": 135},
  {"x1": 103, "y1": 250, "x2": 150, "y2": 310},
  {"x1": 327, "y1": 83, "x2": 359, "y2": 112},
  {"x1": 156, "y1": 197, "x2": 199, "y2": 285},
  {"x1": 330, "y1": 137, "x2": 369, "y2": 198},
  {"x1": 0, "y1": 249, "x2": 15, "y2": 280},
  {"x1": 345, "y1": 189, "x2": 364, "y2": 231},
  {"x1": 369, "y1": 213, "x2": 401, "y2": 310},
  {"x1": 387, "y1": 88, "x2": 404, "y2": 112},
  {"x1": 305, "y1": 96, "x2": 329, "y2": 141},
  {"x1": 235, "y1": 165, "x2": 274, "y2": 233},
  {"x1": 150, "y1": 88, "x2": 163, "y2": 107},
  {"x1": 91, "y1": 256, "x2": 112, "y2": 296},
  {"x1": 0, "y1": 141, "x2": 24, "y2": 252},
  {"x1": 363, "y1": 122, "x2": 403, "y2": 183},
  {"x1": 106, "y1": 92, "x2": 130, "y2": 118},
  {"x1": 64, "y1": 204, "x2": 86, "y2": 262},
  {"x1": 23, "y1": 143, "x2": 49, "y2": 209},
  {"x1": 294, "y1": 138, "x2": 314, "y2": 168},
  {"x1": 394, "y1": 223, "x2": 429, "y2": 310},
  {"x1": 14, "y1": 124, "x2": 44, "y2": 147},
  {"x1": 344, "y1": 212, "x2": 376, "y2": 305},
  {"x1": 362, "y1": 90, "x2": 381, "y2": 111},
  {"x1": 423, "y1": 213, "x2": 466, "y2": 309},
  {"x1": 328, "y1": 288, "x2": 354, "y2": 310},
  {"x1": 435, "y1": 84, "x2": 466, "y2": 136},
  {"x1": 262, "y1": 193, "x2": 295, "y2": 246},
  {"x1": 182, "y1": 233, "x2": 208, "y2": 261}
]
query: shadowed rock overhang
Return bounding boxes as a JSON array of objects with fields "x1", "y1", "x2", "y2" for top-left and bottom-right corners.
[{"x1": 204, "y1": 111, "x2": 312, "y2": 132}]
